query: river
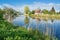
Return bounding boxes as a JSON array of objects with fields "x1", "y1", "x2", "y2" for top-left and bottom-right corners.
[{"x1": 13, "y1": 15, "x2": 60, "y2": 40}]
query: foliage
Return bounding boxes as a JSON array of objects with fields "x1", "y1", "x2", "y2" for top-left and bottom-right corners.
[
  {"x1": 0, "y1": 18, "x2": 52, "y2": 40},
  {"x1": 0, "y1": 20, "x2": 58, "y2": 40},
  {"x1": 31, "y1": 10, "x2": 35, "y2": 14},
  {"x1": 0, "y1": 9, "x2": 5, "y2": 20},
  {"x1": 0, "y1": 6, "x2": 58, "y2": 40},
  {"x1": 3, "y1": 6, "x2": 19, "y2": 18},
  {"x1": 42, "y1": 9, "x2": 49, "y2": 14},
  {"x1": 24, "y1": 6, "x2": 30, "y2": 14},
  {"x1": 50, "y1": 7, "x2": 55, "y2": 14}
]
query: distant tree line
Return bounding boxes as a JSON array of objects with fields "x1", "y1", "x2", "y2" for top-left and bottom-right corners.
[{"x1": 24, "y1": 6, "x2": 60, "y2": 14}]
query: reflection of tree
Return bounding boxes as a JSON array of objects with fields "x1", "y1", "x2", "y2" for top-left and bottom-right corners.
[
  {"x1": 24, "y1": 16, "x2": 29, "y2": 29},
  {"x1": 51, "y1": 19, "x2": 56, "y2": 40},
  {"x1": 44, "y1": 18, "x2": 51, "y2": 40},
  {"x1": 36, "y1": 18, "x2": 41, "y2": 34},
  {"x1": 43, "y1": 17, "x2": 48, "y2": 35},
  {"x1": 36, "y1": 18, "x2": 41, "y2": 28}
]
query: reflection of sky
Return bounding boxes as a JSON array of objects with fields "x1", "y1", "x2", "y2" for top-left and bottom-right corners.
[
  {"x1": 13, "y1": 15, "x2": 25, "y2": 26},
  {"x1": 13, "y1": 15, "x2": 60, "y2": 39}
]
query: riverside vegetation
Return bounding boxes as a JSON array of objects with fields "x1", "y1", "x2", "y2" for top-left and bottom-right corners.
[{"x1": 0, "y1": 6, "x2": 59, "y2": 40}]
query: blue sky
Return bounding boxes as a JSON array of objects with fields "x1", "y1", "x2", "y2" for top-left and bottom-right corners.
[
  {"x1": 0, "y1": 0, "x2": 60, "y2": 12},
  {"x1": 0, "y1": 0, "x2": 60, "y2": 5}
]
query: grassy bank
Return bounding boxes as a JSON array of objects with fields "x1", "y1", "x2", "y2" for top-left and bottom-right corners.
[
  {"x1": 0, "y1": 19, "x2": 52, "y2": 40},
  {"x1": 28, "y1": 14, "x2": 60, "y2": 19}
]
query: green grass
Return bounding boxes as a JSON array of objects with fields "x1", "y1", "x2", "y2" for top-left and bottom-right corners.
[{"x1": 0, "y1": 19, "x2": 51, "y2": 40}]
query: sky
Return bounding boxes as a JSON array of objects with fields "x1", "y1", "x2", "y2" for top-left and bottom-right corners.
[{"x1": 0, "y1": 0, "x2": 60, "y2": 12}]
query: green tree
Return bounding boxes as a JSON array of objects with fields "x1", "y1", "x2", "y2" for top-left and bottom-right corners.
[
  {"x1": 24, "y1": 6, "x2": 30, "y2": 14},
  {"x1": 42, "y1": 9, "x2": 49, "y2": 14},
  {"x1": 3, "y1": 6, "x2": 19, "y2": 22},
  {"x1": 57, "y1": 11, "x2": 60, "y2": 14},
  {"x1": 0, "y1": 9, "x2": 5, "y2": 20},
  {"x1": 50, "y1": 7, "x2": 55, "y2": 14},
  {"x1": 31, "y1": 10, "x2": 35, "y2": 14}
]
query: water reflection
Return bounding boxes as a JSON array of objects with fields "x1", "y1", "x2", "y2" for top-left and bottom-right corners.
[
  {"x1": 13, "y1": 15, "x2": 60, "y2": 40},
  {"x1": 24, "y1": 16, "x2": 29, "y2": 28},
  {"x1": 36, "y1": 18, "x2": 41, "y2": 29}
]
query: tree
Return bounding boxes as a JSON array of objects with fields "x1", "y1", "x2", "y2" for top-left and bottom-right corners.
[
  {"x1": 57, "y1": 11, "x2": 60, "y2": 14},
  {"x1": 24, "y1": 6, "x2": 30, "y2": 14},
  {"x1": 0, "y1": 9, "x2": 5, "y2": 20},
  {"x1": 50, "y1": 7, "x2": 55, "y2": 14},
  {"x1": 3, "y1": 6, "x2": 19, "y2": 22},
  {"x1": 31, "y1": 10, "x2": 35, "y2": 14},
  {"x1": 42, "y1": 9, "x2": 49, "y2": 14}
]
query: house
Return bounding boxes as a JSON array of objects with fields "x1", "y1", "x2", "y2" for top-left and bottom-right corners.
[{"x1": 35, "y1": 9, "x2": 42, "y2": 15}]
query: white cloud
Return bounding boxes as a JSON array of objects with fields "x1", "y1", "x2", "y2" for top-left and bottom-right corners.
[
  {"x1": 27, "y1": 2, "x2": 60, "y2": 12},
  {"x1": 0, "y1": 2, "x2": 60, "y2": 12}
]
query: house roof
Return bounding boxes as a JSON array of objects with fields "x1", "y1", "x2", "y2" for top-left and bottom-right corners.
[{"x1": 35, "y1": 9, "x2": 41, "y2": 13}]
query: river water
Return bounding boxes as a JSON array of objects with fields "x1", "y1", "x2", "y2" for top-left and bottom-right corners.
[{"x1": 13, "y1": 15, "x2": 60, "y2": 40}]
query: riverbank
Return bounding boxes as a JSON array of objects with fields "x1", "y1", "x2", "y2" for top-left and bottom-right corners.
[
  {"x1": 24, "y1": 14, "x2": 60, "y2": 19},
  {"x1": 0, "y1": 19, "x2": 52, "y2": 40}
]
